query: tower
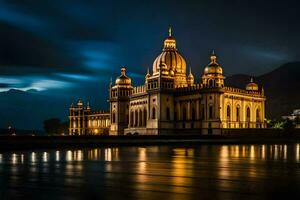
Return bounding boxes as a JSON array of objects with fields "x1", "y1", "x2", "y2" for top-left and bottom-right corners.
[
  {"x1": 109, "y1": 67, "x2": 133, "y2": 135},
  {"x1": 202, "y1": 50, "x2": 225, "y2": 88},
  {"x1": 201, "y1": 51, "x2": 225, "y2": 134}
]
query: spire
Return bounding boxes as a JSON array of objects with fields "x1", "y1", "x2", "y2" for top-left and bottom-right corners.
[
  {"x1": 189, "y1": 67, "x2": 192, "y2": 75},
  {"x1": 210, "y1": 50, "x2": 217, "y2": 63},
  {"x1": 250, "y1": 77, "x2": 254, "y2": 83},
  {"x1": 86, "y1": 101, "x2": 91, "y2": 110},
  {"x1": 121, "y1": 67, "x2": 126, "y2": 75},
  {"x1": 169, "y1": 26, "x2": 172, "y2": 37},
  {"x1": 147, "y1": 67, "x2": 150, "y2": 75}
]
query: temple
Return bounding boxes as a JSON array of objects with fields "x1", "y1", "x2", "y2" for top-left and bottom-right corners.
[{"x1": 69, "y1": 28, "x2": 266, "y2": 135}]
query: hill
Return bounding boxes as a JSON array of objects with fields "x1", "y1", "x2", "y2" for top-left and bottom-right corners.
[{"x1": 226, "y1": 62, "x2": 300, "y2": 119}]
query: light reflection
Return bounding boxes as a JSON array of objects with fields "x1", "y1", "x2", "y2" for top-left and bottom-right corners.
[
  {"x1": 12, "y1": 153, "x2": 17, "y2": 165},
  {"x1": 250, "y1": 145, "x2": 255, "y2": 160},
  {"x1": 171, "y1": 148, "x2": 193, "y2": 195},
  {"x1": 43, "y1": 152, "x2": 48, "y2": 162},
  {"x1": 31, "y1": 152, "x2": 36, "y2": 163},
  {"x1": 284, "y1": 145, "x2": 287, "y2": 160},
  {"x1": 55, "y1": 151, "x2": 60, "y2": 162},
  {"x1": 261, "y1": 145, "x2": 265, "y2": 159},
  {"x1": 21, "y1": 154, "x2": 24, "y2": 164},
  {"x1": 105, "y1": 148, "x2": 112, "y2": 161},
  {"x1": 296, "y1": 144, "x2": 300, "y2": 161},
  {"x1": 274, "y1": 145, "x2": 278, "y2": 160},
  {"x1": 76, "y1": 150, "x2": 83, "y2": 161},
  {"x1": 66, "y1": 150, "x2": 72, "y2": 161}
]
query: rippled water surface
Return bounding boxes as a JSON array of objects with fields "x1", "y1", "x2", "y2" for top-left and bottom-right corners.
[{"x1": 1, "y1": 144, "x2": 300, "y2": 200}]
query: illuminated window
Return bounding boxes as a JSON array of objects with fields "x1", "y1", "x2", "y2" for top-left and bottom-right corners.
[
  {"x1": 226, "y1": 105, "x2": 231, "y2": 120},
  {"x1": 246, "y1": 107, "x2": 251, "y2": 121}
]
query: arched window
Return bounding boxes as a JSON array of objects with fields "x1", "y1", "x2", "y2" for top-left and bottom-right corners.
[
  {"x1": 246, "y1": 107, "x2": 251, "y2": 121},
  {"x1": 256, "y1": 109, "x2": 260, "y2": 122},
  {"x1": 236, "y1": 106, "x2": 240, "y2": 121},
  {"x1": 112, "y1": 112, "x2": 116, "y2": 123},
  {"x1": 226, "y1": 105, "x2": 231, "y2": 120},
  {"x1": 166, "y1": 107, "x2": 170, "y2": 120},
  {"x1": 152, "y1": 107, "x2": 156, "y2": 119}
]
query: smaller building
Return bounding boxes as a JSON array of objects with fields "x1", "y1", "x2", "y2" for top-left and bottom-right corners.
[{"x1": 69, "y1": 100, "x2": 110, "y2": 135}]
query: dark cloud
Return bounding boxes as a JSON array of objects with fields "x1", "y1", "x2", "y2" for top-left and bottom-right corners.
[{"x1": 0, "y1": 0, "x2": 299, "y2": 128}]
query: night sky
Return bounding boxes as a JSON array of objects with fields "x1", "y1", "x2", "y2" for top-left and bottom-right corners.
[{"x1": 0, "y1": 0, "x2": 299, "y2": 129}]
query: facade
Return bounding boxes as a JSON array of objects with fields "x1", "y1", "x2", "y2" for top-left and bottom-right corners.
[
  {"x1": 69, "y1": 29, "x2": 266, "y2": 135},
  {"x1": 69, "y1": 100, "x2": 110, "y2": 135}
]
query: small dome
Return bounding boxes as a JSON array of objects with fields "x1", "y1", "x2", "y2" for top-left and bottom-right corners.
[
  {"x1": 203, "y1": 50, "x2": 223, "y2": 75},
  {"x1": 246, "y1": 78, "x2": 259, "y2": 91},
  {"x1": 115, "y1": 67, "x2": 131, "y2": 85}
]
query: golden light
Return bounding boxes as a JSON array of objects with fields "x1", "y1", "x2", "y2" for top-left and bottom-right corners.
[
  {"x1": 31, "y1": 152, "x2": 36, "y2": 163},
  {"x1": 55, "y1": 151, "x2": 60, "y2": 162}
]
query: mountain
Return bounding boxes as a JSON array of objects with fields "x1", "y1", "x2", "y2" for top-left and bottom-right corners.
[{"x1": 226, "y1": 62, "x2": 300, "y2": 119}]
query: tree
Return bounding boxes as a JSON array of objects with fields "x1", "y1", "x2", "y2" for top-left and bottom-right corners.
[
  {"x1": 282, "y1": 118, "x2": 295, "y2": 134},
  {"x1": 43, "y1": 118, "x2": 61, "y2": 135}
]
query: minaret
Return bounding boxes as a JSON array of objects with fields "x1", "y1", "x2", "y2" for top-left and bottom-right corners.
[{"x1": 187, "y1": 67, "x2": 195, "y2": 86}]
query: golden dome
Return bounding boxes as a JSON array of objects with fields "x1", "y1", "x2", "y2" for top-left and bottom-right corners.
[
  {"x1": 246, "y1": 78, "x2": 259, "y2": 91},
  {"x1": 152, "y1": 28, "x2": 187, "y2": 77},
  {"x1": 115, "y1": 67, "x2": 132, "y2": 85},
  {"x1": 203, "y1": 50, "x2": 223, "y2": 75}
]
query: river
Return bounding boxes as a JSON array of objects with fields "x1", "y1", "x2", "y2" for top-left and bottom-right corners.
[{"x1": 1, "y1": 144, "x2": 300, "y2": 199}]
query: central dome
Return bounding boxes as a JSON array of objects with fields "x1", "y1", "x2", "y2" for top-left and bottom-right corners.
[{"x1": 152, "y1": 28, "x2": 187, "y2": 86}]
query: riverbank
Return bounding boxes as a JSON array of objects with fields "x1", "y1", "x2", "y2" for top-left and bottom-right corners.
[{"x1": 0, "y1": 133, "x2": 300, "y2": 150}]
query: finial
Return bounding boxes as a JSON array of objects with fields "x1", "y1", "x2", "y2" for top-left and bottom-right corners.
[
  {"x1": 168, "y1": 26, "x2": 172, "y2": 37},
  {"x1": 147, "y1": 67, "x2": 150, "y2": 74},
  {"x1": 189, "y1": 67, "x2": 192, "y2": 75},
  {"x1": 250, "y1": 77, "x2": 254, "y2": 83},
  {"x1": 121, "y1": 67, "x2": 126, "y2": 75},
  {"x1": 210, "y1": 50, "x2": 217, "y2": 63}
]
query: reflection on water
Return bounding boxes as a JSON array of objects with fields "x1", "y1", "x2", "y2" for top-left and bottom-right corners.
[{"x1": 1, "y1": 144, "x2": 300, "y2": 199}]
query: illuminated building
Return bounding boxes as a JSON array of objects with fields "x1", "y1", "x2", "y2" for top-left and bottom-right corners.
[
  {"x1": 69, "y1": 100, "x2": 110, "y2": 135},
  {"x1": 69, "y1": 28, "x2": 266, "y2": 135}
]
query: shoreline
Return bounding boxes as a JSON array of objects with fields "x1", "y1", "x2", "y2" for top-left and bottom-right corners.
[{"x1": 0, "y1": 135, "x2": 300, "y2": 150}]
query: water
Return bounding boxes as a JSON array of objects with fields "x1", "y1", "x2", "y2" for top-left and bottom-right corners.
[{"x1": 1, "y1": 144, "x2": 300, "y2": 200}]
